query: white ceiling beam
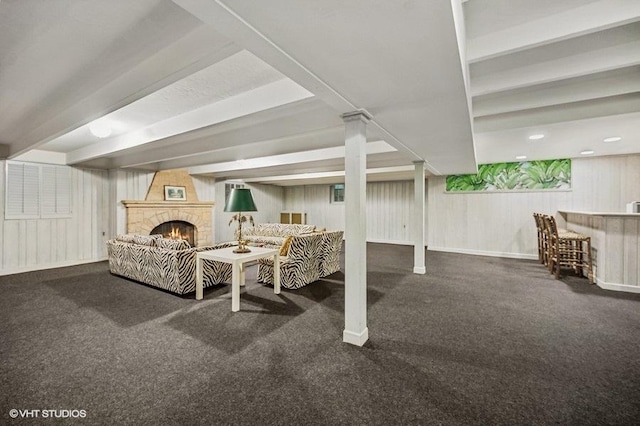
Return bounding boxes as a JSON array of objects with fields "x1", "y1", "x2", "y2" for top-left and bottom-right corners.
[
  {"x1": 106, "y1": 98, "x2": 342, "y2": 168},
  {"x1": 12, "y1": 150, "x2": 67, "y2": 165},
  {"x1": 9, "y1": 26, "x2": 242, "y2": 158},
  {"x1": 474, "y1": 93, "x2": 640, "y2": 133},
  {"x1": 473, "y1": 67, "x2": 640, "y2": 117},
  {"x1": 172, "y1": 0, "x2": 430, "y2": 166},
  {"x1": 154, "y1": 127, "x2": 345, "y2": 170},
  {"x1": 66, "y1": 78, "x2": 313, "y2": 164},
  {"x1": 467, "y1": 0, "x2": 640, "y2": 63},
  {"x1": 240, "y1": 165, "x2": 414, "y2": 184},
  {"x1": 471, "y1": 41, "x2": 640, "y2": 97},
  {"x1": 188, "y1": 140, "x2": 396, "y2": 175}
]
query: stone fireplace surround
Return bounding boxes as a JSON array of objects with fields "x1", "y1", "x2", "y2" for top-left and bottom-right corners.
[
  {"x1": 121, "y1": 169, "x2": 214, "y2": 247},
  {"x1": 121, "y1": 200, "x2": 213, "y2": 247}
]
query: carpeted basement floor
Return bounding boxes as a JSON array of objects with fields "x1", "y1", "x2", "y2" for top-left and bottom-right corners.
[{"x1": 2, "y1": 243, "x2": 640, "y2": 425}]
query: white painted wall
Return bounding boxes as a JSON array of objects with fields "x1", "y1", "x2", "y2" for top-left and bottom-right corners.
[
  {"x1": 427, "y1": 154, "x2": 640, "y2": 259},
  {"x1": 110, "y1": 169, "x2": 155, "y2": 236},
  {"x1": 284, "y1": 181, "x2": 421, "y2": 244},
  {"x1": 214, "y1": 182, "x2": 284, "y2": 242},
  {"x1": 4, "y1": 154, "x2": 638, "y2": 274},
  {"x1": 1, "y1": 161, "x2": 110, "y2": 275}
]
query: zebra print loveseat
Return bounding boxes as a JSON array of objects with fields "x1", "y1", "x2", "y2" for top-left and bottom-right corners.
[
  {"x1": 243, "y1": 223, "x2": 317, "y2": 248},
  {"x1": 256, "y1": 230, "x2": 343, "y2": 289},
  {"x1": 106, "y1": 234, "x2": 233, "y2": 295}
]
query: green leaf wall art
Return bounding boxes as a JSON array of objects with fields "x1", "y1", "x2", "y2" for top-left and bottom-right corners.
[{"x1": 446, "y1": 159, "x2": 571, "y2": 192}]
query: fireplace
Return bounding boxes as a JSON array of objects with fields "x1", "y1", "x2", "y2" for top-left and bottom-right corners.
[
  {"x1": 151, "y1": 221, "x2": 196, "y2": 247},
  {"x1": 121, "y1": 169, "x2": 215, "y2": 247},
  {"x1": 122, "y1": 200, "x2": 214, "y2": 247}
]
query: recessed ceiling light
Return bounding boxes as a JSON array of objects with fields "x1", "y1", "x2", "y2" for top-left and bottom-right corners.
[
  {"x1": 515, "y1": 155, "x2": 527, "y2": 160},
  {"x1": 580, "y1": 150, "x2": 595, "y2": 155},
  {"x1": 528, "y1": 134, "x2": 545, "y2": 140},
  {"x1": 603, "y1": 136, "x2": 622, "y2": 142},
  {"x1": 88, "y1": 120, "x2": 112, "y2": 138}
]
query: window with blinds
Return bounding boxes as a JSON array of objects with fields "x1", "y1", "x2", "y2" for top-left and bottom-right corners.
[{"x1": 5, "y1": 161, "x2": 72, "y2": 219}]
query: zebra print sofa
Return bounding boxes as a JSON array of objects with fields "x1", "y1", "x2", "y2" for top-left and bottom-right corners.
[
  {"x1": 256, "y1": 231, "x2": 343, "y2": 290},
  {"x1": 243, "y1": 223, "x2": 317, "y2": 248},
  {"x1": 106, "y1": 234, "x2": 233, "y2": 295}
]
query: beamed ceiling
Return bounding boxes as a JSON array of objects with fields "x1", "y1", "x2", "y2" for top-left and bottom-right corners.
[{"x1": 1, "y1": 0, "x2": 638, "y2": 186}]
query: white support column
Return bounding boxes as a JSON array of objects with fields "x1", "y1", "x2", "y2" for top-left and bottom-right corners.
[
  {"x1": 413, "y1": 161, "x2": 426, "y2": 274},
  {"x1": 342, "y1": 110, "x2": 370, "y2": 346}
]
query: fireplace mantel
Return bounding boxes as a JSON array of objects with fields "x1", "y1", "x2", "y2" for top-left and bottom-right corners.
[{"x1": 122, "y1": 200, "x2": 214, "y2": 209}]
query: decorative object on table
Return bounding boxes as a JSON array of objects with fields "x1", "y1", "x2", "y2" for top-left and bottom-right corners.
[
  {"x1": 225, "y1": 188, "x2": 257, "y2": 253},
  {"x1": 164, "y1": 185, "x2": 187, "y2": 201}
]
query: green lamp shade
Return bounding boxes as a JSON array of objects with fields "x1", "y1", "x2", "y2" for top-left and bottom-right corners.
[{"x1": 224, "y1": 188, "x2": 257, "y2": 212}]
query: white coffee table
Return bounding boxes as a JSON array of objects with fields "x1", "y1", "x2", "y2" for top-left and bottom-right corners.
[{"x1": 196, "y1": 246, "x2": 280, "y2": 312}]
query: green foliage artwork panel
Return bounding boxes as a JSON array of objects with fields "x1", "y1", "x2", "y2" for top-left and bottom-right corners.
[{"x1": 446, "y1": 159, "x2": 571, "y2": 192}]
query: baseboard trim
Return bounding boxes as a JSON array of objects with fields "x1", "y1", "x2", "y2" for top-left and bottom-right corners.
[
  {"x1": 343, "y1": 327, "x2": 369, "y2": 346},
  {"x1": 366, "y1": 239, "x2": 413, "y2": 246},
  {"x1": 413, "y1": 266, "x2": 426, "y2": 274},
  {"x1": 0, "y1": 257, "x2": 107, "y2": 276},
  {"x1": 427, "y1": 246, "x2": 538, "y2": 261},
  {"x1": 596, "y1": 279, "x2": 640, "y2": 294}
]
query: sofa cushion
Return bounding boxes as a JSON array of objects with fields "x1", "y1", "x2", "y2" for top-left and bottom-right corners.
[
  {"x1": 249, "y1": 223, "x2": 316, "y2": 237},
  {"x1": 279, "y1": 236, "x2": 293, "y2": 256},
  {"x1": 156, "y1": 238, "x2": 191, "y2": 250},
  {"x1": 133, "y1": 234, "x2": 158, "y2": 246},
  {"x1": 116, "y1": 234, "x2": 136, "y2": 243}
]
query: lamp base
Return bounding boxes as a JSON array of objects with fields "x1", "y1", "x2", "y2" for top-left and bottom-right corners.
[{"x1": 233, "y1": 246, "x2": 251, "y2": 254}]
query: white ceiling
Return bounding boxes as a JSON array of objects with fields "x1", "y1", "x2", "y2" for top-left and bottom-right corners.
[{"x1": 1, "y1": 0, "x2": 639, "y2": 186}]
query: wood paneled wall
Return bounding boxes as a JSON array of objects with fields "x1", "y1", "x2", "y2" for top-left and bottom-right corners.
[
  {"x1": 428, "y1": 154, "x2": 640, "y2": 258},
  {"x1": 214, "y1": 182, "x2": 284, "y2": 242},
  {"x1": 284, "y1": 181, "x2": 419, "y2": 244},
  {"x1": 4, "y1": 154, "x2": 638, "y2": 274},
  {"x1": 110, "y1": 169, "x2": 155, "y2": 236},
  {"x1": 1, "y1": 162, "x2": 110, "y2": 274}
]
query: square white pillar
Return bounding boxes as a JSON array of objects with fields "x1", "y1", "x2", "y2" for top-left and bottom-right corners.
[
  {"x1": 342, "y1": 111, "x2": 370, "y2": 346},
  {"x1": 413, "y1": 161, "x2": 426, "y2": 274}
]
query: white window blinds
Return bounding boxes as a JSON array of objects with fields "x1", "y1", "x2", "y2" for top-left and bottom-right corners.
[
  {"x1": 6, "y1": 162, "x2": 40, "y2": 218},
  {"x1": 5, "y1": 161, "x2": 72, "y2": 219},
  {"x1": 41, "y1": 165, "x2": 71, "y2": 217}
]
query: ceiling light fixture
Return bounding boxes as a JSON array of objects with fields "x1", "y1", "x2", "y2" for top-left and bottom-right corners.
[
  {"x1": 603, "y1": 136, "x2": 622, "y2": 143},
  {"x1": 580, "y1": 150, "x2": 595, "y2": 155},
  {"x1": 88, "y1": 120, "x2": 112, "y2": 138},
  {"x1": 528, "y1": 134, "x2": 545, "y2": 140},
  {"x1": 515, "y1": 155, "x2": 527, "y2": 160}
]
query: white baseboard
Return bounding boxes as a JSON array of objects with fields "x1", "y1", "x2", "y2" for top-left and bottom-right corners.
[
  {"x1": 343, "y1": 327, "x2": 369, "y2": 346},
  {"x1": 0, "y1": 257, "x2": 107, "y2": 276},
  {"x1": 366, "y1": 238, "x2": 413, "y2": 246},
  {"x1": 427, "y1": 246, "x2": 538, "y2": 260},
  {"x1": 413, "y1": 266, "x2": 426, "y2": 274},
  {"x1": 596, "y1": 279, "x2": 640, "y2": 294}
]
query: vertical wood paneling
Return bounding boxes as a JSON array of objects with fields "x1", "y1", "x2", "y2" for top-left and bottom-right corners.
[
  {"x1": 214, "y1": 182, "x2": 284, "y2": 243},
  {"x1": 0, "y1": 164, "x2": 110, "y2": 275},
  {"x1": 623, "y1": 218, "x2": 638, "y2": 286},
  {"x1": 284, "y1": 181, "x2": 415, "y2": 243},
  {"x1": 114, "y1": 170, "x2": 154, "y2": 235},
  {"x1": 428, "y1": 154, "x2": 640, "y2": 258},
  {"x1": 606, "y1": 218, "x2": 625, "y2": 284}
]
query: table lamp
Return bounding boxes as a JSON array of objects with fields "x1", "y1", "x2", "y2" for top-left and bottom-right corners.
[{"x1": 224, "y1": 188, "x2": 257, "y2": 253}]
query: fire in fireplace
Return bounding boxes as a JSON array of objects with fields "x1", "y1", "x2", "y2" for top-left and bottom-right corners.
[{"x1": 151, "y1": 221, "x2": 196, "y2": 246}]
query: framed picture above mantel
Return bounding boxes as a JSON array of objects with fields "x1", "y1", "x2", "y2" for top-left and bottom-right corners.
[{"x1": 164, "y1": 185, "x2": 187, "y2": 201}]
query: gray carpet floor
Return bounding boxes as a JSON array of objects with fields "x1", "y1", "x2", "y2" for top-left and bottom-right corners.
[{"x1": 1, "y1": 243, "x2": 640, "y2": 425}]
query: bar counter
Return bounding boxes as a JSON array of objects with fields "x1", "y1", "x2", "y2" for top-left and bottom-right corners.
[{"x1": 559, "y1": 210, "x2": 640, "y2": 293}]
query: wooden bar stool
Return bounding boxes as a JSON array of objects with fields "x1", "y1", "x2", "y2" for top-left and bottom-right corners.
[
  {"x1": 533, "y1": 213, "x2": 548, "y2": 265},
  {"x1": 542, "y1": 215, "x2": 594, "y2": 283}
]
